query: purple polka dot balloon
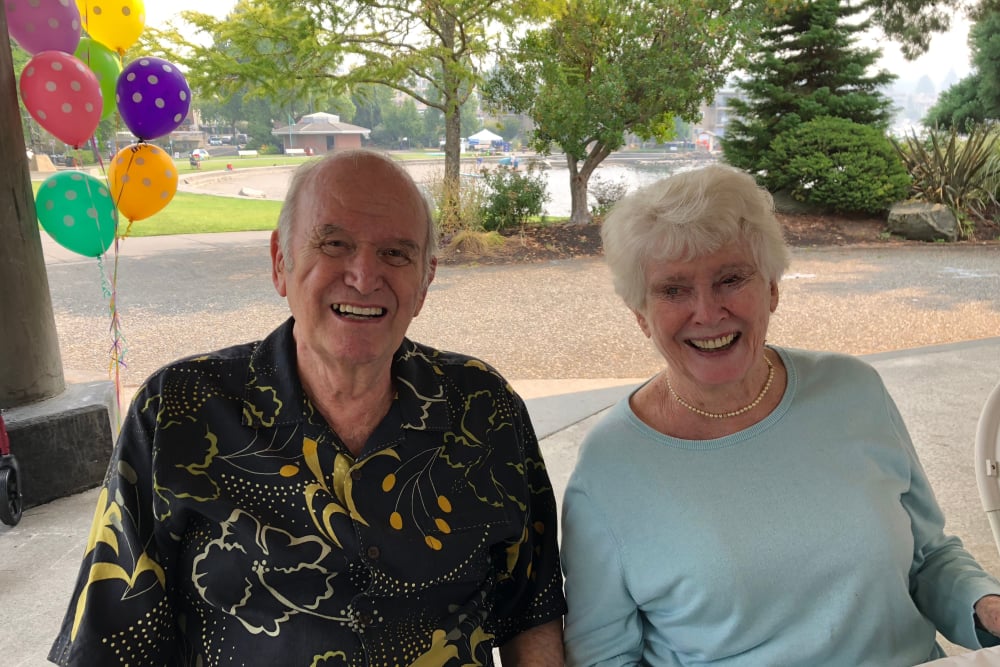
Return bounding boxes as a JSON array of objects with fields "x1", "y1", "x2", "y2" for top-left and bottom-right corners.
[
  {"x1": 5, "y1": 0, "x2": 82, "y2": 56},
  {"x1": 116, "y1": 57, "x2": 191, "y2": 141}
]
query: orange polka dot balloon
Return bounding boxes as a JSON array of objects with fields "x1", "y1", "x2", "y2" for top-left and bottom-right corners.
[{"x1": 107, "y1": 143, "x2": 177, "y2": 222}]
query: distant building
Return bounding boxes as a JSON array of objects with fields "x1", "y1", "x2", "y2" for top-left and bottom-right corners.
[{"x1": 271, "y1": 112, "x2": 371, "y2": 154}]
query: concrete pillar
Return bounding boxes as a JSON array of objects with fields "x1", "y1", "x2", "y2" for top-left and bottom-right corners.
[
  {"x1": 0, "y1": 4, "x2": 65, "y2": 408},
  {"x1": 1, "y1": 6, "x2": 116, "y2": 509}
]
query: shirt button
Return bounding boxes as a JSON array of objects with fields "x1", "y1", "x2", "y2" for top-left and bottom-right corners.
[
  {"x1": 366, "y1": 545, "x2": 381, "y2": 560},
  {"x1": 350, "y1": 469, "x2": 362, "y2": 481}
]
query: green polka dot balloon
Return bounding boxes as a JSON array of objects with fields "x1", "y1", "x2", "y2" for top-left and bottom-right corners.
[{"x1": 36, "y1": 171, "x2": 116, "y2": 257}]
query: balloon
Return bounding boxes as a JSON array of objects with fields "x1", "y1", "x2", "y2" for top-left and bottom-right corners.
[
  {"x1": 19, "y1": 50, "x2": 103, "y2": 148},
  {"x1": 36, "y1": 171, "x2": 116, "y2": 257},
  {"x1": 74, "y1": 38, "x2": 121, "y2": 120},
  {"x1": 116, "y1": 57, "x2": 191, "y2": 141},
  {"x1": 75, "y1": 0, "x2": 145, "y2": 54},
  {"x1": 6, "y1": 0, "x2": 82, "y2": 55},
  {"x1": 107, "y1": 143, "x2": 177, "y2": 221}
]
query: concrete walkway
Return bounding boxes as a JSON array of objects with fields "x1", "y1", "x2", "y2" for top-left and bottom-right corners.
[{"x1": 2, "y1": 231, "x2": 1000, "y2": 665}]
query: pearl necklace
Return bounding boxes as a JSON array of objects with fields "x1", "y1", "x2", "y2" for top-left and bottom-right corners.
[{"x1": 665, "y1": 356, "x2": 775, "y2": 419}]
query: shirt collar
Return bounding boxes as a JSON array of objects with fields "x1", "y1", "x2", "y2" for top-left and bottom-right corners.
[{"x1": 243, "y1": 318, "x2": 452, "y2": 433}]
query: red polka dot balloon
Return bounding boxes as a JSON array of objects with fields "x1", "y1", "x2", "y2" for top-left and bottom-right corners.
[{"x1": 19, "y1": 50, "x2": 102, "y2": 148}]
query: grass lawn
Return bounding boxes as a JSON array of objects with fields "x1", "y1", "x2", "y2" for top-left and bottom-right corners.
[
  {"x1": 29, "y1": 150, "x2": 484, "y2": 238},
  {"x1": 31, "y1": 179, "x2": 283, "y2": 237},
  {"x1": 122, "y1": 192, "x2": 283, "y2": 237}
]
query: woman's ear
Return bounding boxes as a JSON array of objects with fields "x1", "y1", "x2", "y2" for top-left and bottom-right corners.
[{"x1": 634, "y1": 309, "x2": 652, "y2": 338}]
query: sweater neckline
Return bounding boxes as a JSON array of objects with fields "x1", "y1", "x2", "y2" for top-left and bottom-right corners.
[{"x1": 623, "y1": 345, "x2": 797, "y2": 451}]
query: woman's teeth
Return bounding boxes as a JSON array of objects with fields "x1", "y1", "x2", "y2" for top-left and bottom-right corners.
[{"x1": 690, "y1": 333, "x2": 737, "y2": 350}]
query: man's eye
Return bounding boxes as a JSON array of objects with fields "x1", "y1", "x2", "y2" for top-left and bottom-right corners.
[
  {"x1": 380, "y1": 248, "x2": 413, "y2": 266},
  {"x1": 320, "y1": 240, "x2": 349, "y2": 255}
]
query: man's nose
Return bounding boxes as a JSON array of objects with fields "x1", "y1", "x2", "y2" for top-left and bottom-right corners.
[{"x1": 343, "y1": 247, "x2": 382, "y2": 294}]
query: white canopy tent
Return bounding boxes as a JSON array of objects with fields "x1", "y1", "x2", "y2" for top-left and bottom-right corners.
[{"x1": 467, "y1": 128, "x2": 504, "y2": 144}]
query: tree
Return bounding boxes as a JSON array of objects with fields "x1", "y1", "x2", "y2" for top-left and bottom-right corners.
[
  {"x1": 156, "y1": 0, "x2": 544, "y2": 229},
  {"x1": 722, "y1": 0, "x2": 895, "y2": 190},
  {"x1": 923, "y1": 5, "x2": 1000, "y2": 129},
  {"x1": 483, "y1": 0, "x2": 760, "y2": 225}
]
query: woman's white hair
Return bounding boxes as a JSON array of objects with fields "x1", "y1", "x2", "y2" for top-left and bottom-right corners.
[{"x1": 601, "y1": 163, "x2": 790, "y2": 311}]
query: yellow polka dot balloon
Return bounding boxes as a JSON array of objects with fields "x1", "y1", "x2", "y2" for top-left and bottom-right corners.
[
  {"x1": 75, "y1": 0, "x2": 145, "y2": 54},
  {"x1": 107, "y1": 143, "x2": 177, "y2": 222}
]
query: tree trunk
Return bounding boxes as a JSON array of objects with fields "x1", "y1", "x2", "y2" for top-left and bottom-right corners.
[
  {"x1": 568, "y1": 167, "x2": 592, "y2": 226},
  {"x1": 0, "y1": 4, "x2": 66, "y2": 408},
  {"x1": 566, "y1": 145, "x2": 612, "y2": 225},
  {"x1": 436, "y1": 14, "x2": 463, "y2": 234},
  {"x1": 440, "y1": 99, "x2": 462, "y2": 233}
]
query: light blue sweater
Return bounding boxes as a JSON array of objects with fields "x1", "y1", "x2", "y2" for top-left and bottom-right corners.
[{"x1": 562, "y1": 347, "x2": 1000, "y2": 666}]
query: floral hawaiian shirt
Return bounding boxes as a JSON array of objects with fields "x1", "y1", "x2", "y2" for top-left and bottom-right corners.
[{"x1": 49, "y1": 318, "x2": 565, "y2": 666}]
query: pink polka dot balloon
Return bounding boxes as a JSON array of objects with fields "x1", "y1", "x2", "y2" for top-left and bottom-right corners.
[
  {"x1": 116, "y1": 57, "x2": 191, "y2": 141},
  {"x1": 5, "y1": 0, "x2": 82, "y2": 55},
  {"x1": 19, "y1": 50, "x2": 102, "y2": 148}
]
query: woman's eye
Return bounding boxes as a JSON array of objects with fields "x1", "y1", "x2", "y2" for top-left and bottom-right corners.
[
  {"x1": 659, "y1": 286, "x2": 687, "y2": 299},
  {"x1": 721, "y1": 274, "x2": 747, "y2": 287}
]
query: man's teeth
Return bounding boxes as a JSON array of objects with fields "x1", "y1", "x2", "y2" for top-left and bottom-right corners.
[
  {"x1": 690, "y1": 333, "x2": 736, "y2": 350},
  {"x1": 333, "y1": 304, "x2": 385, "y2": 317}
]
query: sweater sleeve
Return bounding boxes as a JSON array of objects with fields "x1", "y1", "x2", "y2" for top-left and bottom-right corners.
[
  {"x1": 889, "y1": 389, "x2": 1000, "y2": 649},
  {"x1": 562, "y1": 480, "x2": 643, "y2": 666}
]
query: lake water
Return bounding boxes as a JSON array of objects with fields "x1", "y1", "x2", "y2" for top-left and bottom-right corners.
[{"x1": 527, "y1": 160, "x2": 707, "y2": 218}]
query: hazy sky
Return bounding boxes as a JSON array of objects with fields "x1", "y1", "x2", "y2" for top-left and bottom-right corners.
[{"x1": 146, "y1": 0, "x2": 973, "y2": 89}]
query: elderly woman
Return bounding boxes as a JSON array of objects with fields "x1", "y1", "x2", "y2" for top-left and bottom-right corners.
[{"x1": 561, "y1": 164, "x2": 1000, "y2": 666}]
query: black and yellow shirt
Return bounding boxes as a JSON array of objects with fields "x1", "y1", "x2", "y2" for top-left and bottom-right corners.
[{"x1": 50, "y1": 318, "x2": 565, "y2": 666}]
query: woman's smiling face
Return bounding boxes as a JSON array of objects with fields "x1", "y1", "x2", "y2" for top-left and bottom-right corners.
[{"x1": 634, "y1": 240, "x2": 779, "y2": 394}]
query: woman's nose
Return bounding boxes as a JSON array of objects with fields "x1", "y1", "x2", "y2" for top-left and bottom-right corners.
[{"x1": 691, "y1": 288, "x2": 726, "y2": 323}]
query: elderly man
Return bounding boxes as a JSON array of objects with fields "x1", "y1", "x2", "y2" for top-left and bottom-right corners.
[{"x1": 50, "y1": 150, "x2": 566, "y2": 666}]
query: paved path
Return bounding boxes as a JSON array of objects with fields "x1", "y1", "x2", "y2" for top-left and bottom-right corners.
[{"x1": 3, "y1": 230, "x2": 1000, "y2": 665}]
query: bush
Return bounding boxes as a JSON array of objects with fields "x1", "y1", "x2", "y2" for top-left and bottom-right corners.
[
  {"x1": 589, "y1": 175, "x2": 628, "y2": 219},
  {"x1": 479, "y1": 167, "x2": 549, "y2": 231},
  {"x1": 762, "y1": 116, "x2": 911, "y2": 215},
  {"x1": 890, "y1": 123, "x2": 1000, "y2": 238},
  {"x1": 426, "y1": 173, "x2": 487, "y2": 237}
]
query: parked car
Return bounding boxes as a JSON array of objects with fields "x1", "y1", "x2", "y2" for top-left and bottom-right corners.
[
  {"x1": 190, "y1": 148, "x2": 210, "y2": 160},
  {"x1": 208, "y1": 136, "x2": 223, "y2": 146}
]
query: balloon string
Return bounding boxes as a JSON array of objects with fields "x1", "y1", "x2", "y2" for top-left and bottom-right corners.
[
  {"x1": 106, "y1": 233, "x2": 128, "y2": 426},
  {"x1": 89, "y1": 136, "x2": 125, "y2": 422}
]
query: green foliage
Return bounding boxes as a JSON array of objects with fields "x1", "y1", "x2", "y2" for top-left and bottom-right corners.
[
  {"x1": 722, "y1": 0, "x2": 895, "y2": 177},
  {"x1": 763, "y1": 117, "x2": 911, "y2": 215},
  {"x1": 890, "y1": 124, "x2": 1000, "y2": 237},
  {"x1": 425, "y1": 172, "x2": 487, "y2": 237},
  {"x1": 484, "y1": 0, "x2": 761, "y2": 224},
  {"x1": 923, "y1": 76, "x2": 989, "y2": 130},
  {"x1": 923, "y1": 7, "x2": 1000, "y2": 130},
  {"x1": 479, "y1": 169, "x2": 549, "y2": 232}
]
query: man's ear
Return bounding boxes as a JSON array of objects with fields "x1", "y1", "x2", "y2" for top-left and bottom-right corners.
[
  {"x1": 271, "y1": 230, "x2": 287, "y2": 297},
  {"x1": 414, "y1": 257, "x2": 437, "y2": 317}
]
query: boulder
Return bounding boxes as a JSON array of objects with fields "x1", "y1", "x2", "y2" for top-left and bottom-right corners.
[
  {"x1": 887, "y1": 201, "x2": 959, "y2": 242},
  {"x1": 239, "y1": 186, "x2": 267, "y2": 198}
]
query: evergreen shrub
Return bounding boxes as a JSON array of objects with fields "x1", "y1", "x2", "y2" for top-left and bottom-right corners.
[
  {"x1": 763, "y1": 116, "x2": 910, "y2": 215},
  {"x1": 479, "y1": 168, "x2": 548, "y2": 231}
]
